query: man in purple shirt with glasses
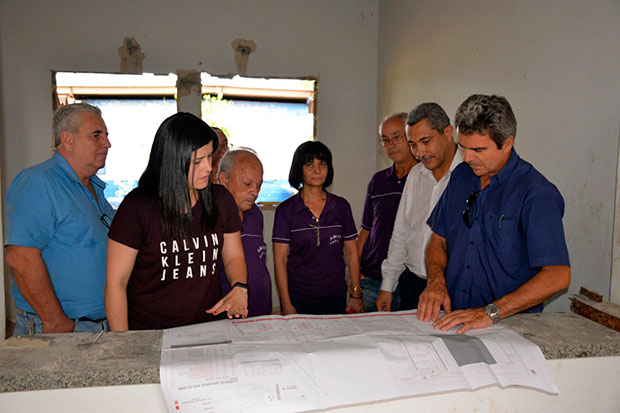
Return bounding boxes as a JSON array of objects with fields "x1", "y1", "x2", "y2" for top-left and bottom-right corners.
[{"x1": 358, "y1": 113, "x2": 417, "y2": 312}]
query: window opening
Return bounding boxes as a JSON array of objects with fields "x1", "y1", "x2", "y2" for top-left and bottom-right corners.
[
  {"x1": 54, "y1": 72, "x2": 316, "y2": 208},
  {"x1": 201, "y1": 74, "x2": 316, "y2": 206},
  {"x1": 55, "y1": 72, "x2": 177, "y2": 208}
]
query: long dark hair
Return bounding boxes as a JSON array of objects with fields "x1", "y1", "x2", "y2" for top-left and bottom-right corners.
[
  {"x1": 139, "y1": 112, "x2": 219, "y2": 239},
  {"x1": 288, "y1": 141, "x2": 334, "y2": 190}
]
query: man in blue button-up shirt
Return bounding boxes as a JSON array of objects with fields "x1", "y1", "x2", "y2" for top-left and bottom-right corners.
[
  {"x1": 418, "y1": 94, "x2": 570, "y2": 334},
  {"x1": 5, "y1": 103, "x2": 114, "y2": 335}
]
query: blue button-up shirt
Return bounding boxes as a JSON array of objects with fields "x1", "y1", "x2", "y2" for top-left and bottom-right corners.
[
  {"x1": 4, "y1": 152, "x2": 115, "y2": 319},
  {"x1": 427, "y1": 149, "x2": 570, "y2": 312}
]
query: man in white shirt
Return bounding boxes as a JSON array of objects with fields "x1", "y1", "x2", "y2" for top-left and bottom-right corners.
[{"x1": 376, "y1": 102, "x2": 462, "y2": 311}]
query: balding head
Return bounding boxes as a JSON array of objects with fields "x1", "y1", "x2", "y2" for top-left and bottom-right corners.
[{"x1": 218, "y1": 148, "x2": 263, "y2": 215}]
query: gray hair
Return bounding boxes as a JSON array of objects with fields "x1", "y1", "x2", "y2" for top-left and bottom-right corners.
[
  {"x1": 218, "y1": 147, "x2": 260, "y2": 178},
  {"x1": 378, "y1": 112, "x2": 407, "y2": 134},
  {"x1": 406, "y1": 103, "x2": 450, "y2": 132},
  {"x1": 53, "y1": 103, "x2": 102, "y2": 147},
  {"x1": 454, "y1": 94, "x2": 517, "y2": 149}
]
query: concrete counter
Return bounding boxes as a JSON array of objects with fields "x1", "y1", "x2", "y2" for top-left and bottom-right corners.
[{"x1": 1, "y1": 312, "x2": 619, "y2": 393}]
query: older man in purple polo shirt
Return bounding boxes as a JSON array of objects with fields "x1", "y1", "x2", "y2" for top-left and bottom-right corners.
[
  {"x1": 358, "y1": 113, "x2": 417, "y2": 312},
  {"x1": 218, "y1": 148, "x2": 272, "y2": 317}
]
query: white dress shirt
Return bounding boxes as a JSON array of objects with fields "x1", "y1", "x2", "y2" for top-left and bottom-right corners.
[{"x1": 380, "y1": 149, "x2": 463, "y2": 292}]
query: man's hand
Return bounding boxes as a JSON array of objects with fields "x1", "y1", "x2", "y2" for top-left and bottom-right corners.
[
  {"x1": 207, "y1": 286, "x2": 248, "y2": 319},
  {"x1": 417, "y1": 281, "x2": 451, "y2": 322},
  {"x1": 42, "y1": 315, "x2": 75, "y2": 334},
  {"x1": 432, "y1": 307, "x2": 492, "y2": 334},
  {"x1": 346, "y1": 297, "x2": 364, "y2": 313},
  {"x1": 376, "y1": 290, "x2": 393, "y2": 312}
]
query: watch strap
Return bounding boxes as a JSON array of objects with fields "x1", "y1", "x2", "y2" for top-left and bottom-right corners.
[{"x1": 231, "y1": 282, "x2": 249, "y2": 292}]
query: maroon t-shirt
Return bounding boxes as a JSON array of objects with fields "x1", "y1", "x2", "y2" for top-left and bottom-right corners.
[{"x1": 108, "y1": 184, "x2": 241, "y2": 330}]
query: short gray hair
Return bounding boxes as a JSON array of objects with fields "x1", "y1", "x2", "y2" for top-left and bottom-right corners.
[
  {"x1": 454, "y1": 94, "x2": 516, "y2": 149},
  {"x1": 378, "y1": 112, "x2": 407, "y2": 134},
  {"x1": 53, "y1": 103, "x2": 102, "y2": 147},
  {"x1": 406, "y1": 103, "x2": 450, "y2": 132},
  {"x1": 218, "y1": 147, "x2": 260, "y2": 178}
]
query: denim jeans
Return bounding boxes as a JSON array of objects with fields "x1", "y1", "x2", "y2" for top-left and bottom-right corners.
[
  {"x1": 361, "y1": 277, "x2": 400, "y2": 312},
  {"x1": 14, "y1": 309, "x2": 109, "y2": 336}
]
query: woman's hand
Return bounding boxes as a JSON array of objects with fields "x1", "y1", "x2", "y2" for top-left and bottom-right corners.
[
  {"x1": 346, "y1": 296, "x2": 365, "y2": 314},
  {"x1": 280, "y1": 302, "x2": 297, "y2": 316},
  {"x1": 207, "y1": 286, "x2": 248, "y2": 319}
]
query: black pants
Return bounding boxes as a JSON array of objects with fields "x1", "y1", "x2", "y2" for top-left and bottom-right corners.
[
  {"x1": 290, "y1": 295, "x2": 347, "y2": 315},
  {"x1": 398, "y1": 268, "x2": 427, "y2": 311}
]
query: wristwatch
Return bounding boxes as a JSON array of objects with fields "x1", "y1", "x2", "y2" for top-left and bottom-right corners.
[
  {"x1": 484, "y1": 303, "x2": 500, "y2": 324},
  {"x1": 231, "y1": 282, "x2": 249, "y2": 292}
]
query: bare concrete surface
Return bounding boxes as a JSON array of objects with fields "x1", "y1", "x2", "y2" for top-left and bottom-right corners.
[
  {"x1": 503, "y1": 312, "x2": 620, "y2": 358},
  {"x1": 0, "y1": 313, "x2": 618, "y2": 393},
  {"x1": 0, "y1": 330, "x2": 161, "y2": 392}
]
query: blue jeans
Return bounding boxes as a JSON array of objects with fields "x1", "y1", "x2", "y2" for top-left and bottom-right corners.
[
  {"x1": 14, "y1": 309, "x2": 109, "y2": 335},
  {"x1": 361, "y1": 277, "x2": 400, "y2": 312}
]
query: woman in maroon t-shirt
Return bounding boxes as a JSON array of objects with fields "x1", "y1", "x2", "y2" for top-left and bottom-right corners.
[{"x1": 105, "y1": 113, "x2": 249, "y2": 330}]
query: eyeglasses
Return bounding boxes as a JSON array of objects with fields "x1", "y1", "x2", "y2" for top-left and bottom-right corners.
[
  {"x1": 95, "y1": 199, "x2": 111, "y2": 230},
  {"x1": 100, "y1": 213, "x2": 111, "y2": 229},
  {"x1": 379, "y1": 135, "x2": 406, "y2": 147},
  {"x1": 462, "y1": 190, "x2": 480, "y2": 228}
]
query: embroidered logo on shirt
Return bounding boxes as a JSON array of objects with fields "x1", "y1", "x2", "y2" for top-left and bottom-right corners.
[{"x1": 329, "y1": 234, "x2": 342, "y2": 246}]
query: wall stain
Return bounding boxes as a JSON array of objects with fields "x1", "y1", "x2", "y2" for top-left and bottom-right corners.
[
  {"x1": 117, "y1": 37, "x2": 145, "y2": 74},
  {"x1": 231, "y1": 39, "x2": 257, "y2": 76}
]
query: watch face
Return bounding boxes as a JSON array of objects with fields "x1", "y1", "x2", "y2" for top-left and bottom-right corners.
[{"x1": 485, "y1": 304, "x2": 500, "y2": 323}]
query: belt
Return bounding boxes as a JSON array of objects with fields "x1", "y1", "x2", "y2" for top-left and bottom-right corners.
[
  {"x1": 77, "y1": 316, "x2": 106, "y2": 323},
  {"x1": 16, "y1": 308, "x2": 105, "y2": 323}
]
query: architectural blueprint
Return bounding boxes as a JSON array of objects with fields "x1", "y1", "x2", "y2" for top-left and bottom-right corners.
[{"x1": 160, "y1": 311, "x2": 558, "y2": 412}]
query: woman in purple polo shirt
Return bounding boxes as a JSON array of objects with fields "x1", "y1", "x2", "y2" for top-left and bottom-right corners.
[{"x1": 273, "y1": 141, "x2": 364, "y2": 315}]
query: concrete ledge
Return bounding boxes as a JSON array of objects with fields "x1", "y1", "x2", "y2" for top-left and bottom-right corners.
[{"x1": 1, "y1": 312, "x2": 619, "y2": 393}]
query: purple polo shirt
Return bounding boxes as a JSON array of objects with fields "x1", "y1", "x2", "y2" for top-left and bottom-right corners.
[
  {"x1": 360, "y1": 164, "x2": 409, "y2": 280},
  {"x1": 219, "y1": 204, "x2": 272, "y2": 317},
  {"x1": 272, "y1": 192, "x2": 357, "y2": 302}
]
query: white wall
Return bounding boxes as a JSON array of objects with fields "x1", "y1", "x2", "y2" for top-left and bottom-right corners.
[
  {"x1": 378, "y1": 0, "x2": 620, "y2": 310},
  {"x1": 0, "y1": 0, "x2": 379, "y2": 319}
]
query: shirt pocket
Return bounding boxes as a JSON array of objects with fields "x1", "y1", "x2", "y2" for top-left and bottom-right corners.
[{"x1": 486, "y1": 212, "x2": 523, "y2": 276}]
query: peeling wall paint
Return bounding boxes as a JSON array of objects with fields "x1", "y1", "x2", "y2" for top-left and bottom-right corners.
[
  {"x1": 176, "y1": 70, "x2": 201, "y2": 116},
  {"x1": 231, "y1": 39, "x2": 257, "y2": 76},
  {"x1": 117, "y1": 37, "x2": 145, "y2": 74}
]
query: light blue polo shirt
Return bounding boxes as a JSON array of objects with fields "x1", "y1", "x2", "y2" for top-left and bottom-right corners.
[{"x1": 4, "y1": 152, "x2": 115, "y2": 319}]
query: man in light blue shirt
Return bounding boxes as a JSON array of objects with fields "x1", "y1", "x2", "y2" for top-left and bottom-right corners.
[{"x1": 5, "y1": 103, "x2": 114, "y2": 335}]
